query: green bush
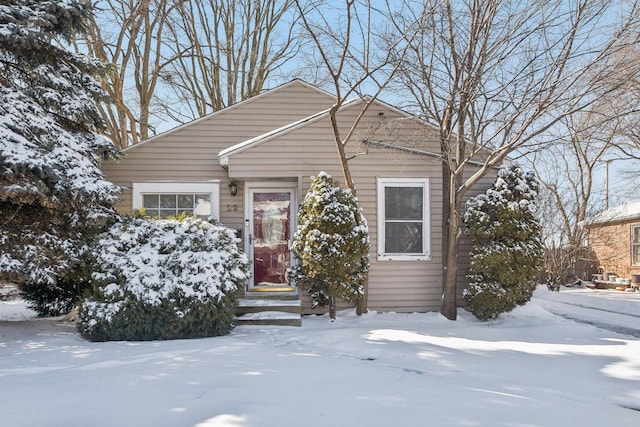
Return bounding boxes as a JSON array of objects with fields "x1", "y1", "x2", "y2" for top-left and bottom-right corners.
[
  {"x1": 289, "y1": 172, "x2": 369, "y2": 318},
  {"x1": 16, "y1": 230, "x2": 109, "y2": 317},
  {"x1": 78, "y1": 215, "x2": 249, "y2": 341},
  {"x1": 80, "y1": 290, "x2": 238, "y2": 342},
  {"x1": 463, "y1": 165, "x2": 543, "y2": 321}
]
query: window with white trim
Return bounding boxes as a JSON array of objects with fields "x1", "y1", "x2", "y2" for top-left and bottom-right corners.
[
  {"x1": 132, "y1": 182, "x2": 220, "y2": 220},
  {"x1": 377, "y1": 178, "x2": 430, "y2": 261},
  {"x1": 632, "y1": 225, "x2": 640, "y2": 266}
]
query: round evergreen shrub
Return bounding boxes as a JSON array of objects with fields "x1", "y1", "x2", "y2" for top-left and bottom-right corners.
[
  {"x1": 289, "y1": 172, "x2": 369, "y2": 319},
  {"x1": 78, "y1": 215, "x2": 249, "y2": 341},
  {"x1": 463, "y1": 165, "x2": 544, "y2": 321}
]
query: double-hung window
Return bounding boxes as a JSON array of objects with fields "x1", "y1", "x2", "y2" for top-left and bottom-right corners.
[
  {"x1": 377, "y1": 178, "x2": 430, "y2": 261},
  {"x1": 632, "y1": 225, "x2": 640, "y2": 266},
  {"x1": 132, "y1": 182, "x2": 220, "y2": 220}
]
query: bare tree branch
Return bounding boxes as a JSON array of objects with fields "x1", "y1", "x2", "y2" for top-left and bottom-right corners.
[
  {"x1": 293, "y1": 0, "x2": 424, "y2": 314},
  {"x1": 391, "y1": 0, "x2": 640, "y2": 319},
  {"x1": 164, "y1": 0, "x2": 302, "y2": 119}
]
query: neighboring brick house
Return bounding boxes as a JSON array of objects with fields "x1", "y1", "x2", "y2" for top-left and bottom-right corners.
[{"x1": 584, "y1": 199, "x2": 640, "y2": 280}]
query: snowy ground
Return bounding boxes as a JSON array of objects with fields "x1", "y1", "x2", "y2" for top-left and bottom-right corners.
[{"x1": 1, "y1": 286, "x2": 639, "y2": 427}]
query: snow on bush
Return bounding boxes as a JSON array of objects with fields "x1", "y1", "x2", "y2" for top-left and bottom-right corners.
[
  {"x1": 289, "y1": 172, "x2": 369, "y2": 319},
  {"x1": 78, "y1": 215, "x2": 249, "y2": 341},
  {"x1": 463, "y1": 165, "x2": 544, "y2": 321}
]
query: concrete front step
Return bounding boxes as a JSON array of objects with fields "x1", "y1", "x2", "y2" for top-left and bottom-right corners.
[
  {"x1": 236, "y1": 297, "x2": 302, "y2": 326},
  {"x1": 235, "y1": 311, "x2": 302, "y2": 327},
  {"x1": 243, "y1": 290, "x2": 300, "y2": 300},
  {"x1": 237, "y1": 298, "x2": 301, "y2": 314}
]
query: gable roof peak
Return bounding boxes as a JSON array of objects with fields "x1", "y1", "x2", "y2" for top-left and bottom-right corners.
[{"x1": 121, "y1": 79, "x2": 335, "y2": 152}]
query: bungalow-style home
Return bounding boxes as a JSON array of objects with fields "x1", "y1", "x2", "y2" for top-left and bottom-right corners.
[
  {"x1": 584, "y1": 199, "x2": 640, "y2": 288},
  {"x1": 101, "y1": 80, "x2": 496, "y2": 322}
]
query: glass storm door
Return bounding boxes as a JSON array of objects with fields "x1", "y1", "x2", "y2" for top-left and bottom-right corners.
[{"x1": 250, "y1": 191, "x2": 292, "y2": 288}]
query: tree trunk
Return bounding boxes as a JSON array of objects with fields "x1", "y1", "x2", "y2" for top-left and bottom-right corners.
[
  {"x1": 330, "y1": 108, "x2": 370, "y2": 316},
  {"x1": 441, "y1": 215, "x2": 461, "y2": 320},
  {"x1": 441, "y1": 168, "x2": 462, "y2": 320},
  {"x1": 329, "y1": 296, "x2": 336, "y2": 320},
  {"x1": 356, "y1": 276, "x2": 368, "y2": 315}
]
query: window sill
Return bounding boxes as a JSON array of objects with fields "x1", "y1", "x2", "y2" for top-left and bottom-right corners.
[{"x1": 377, "y1": 254, "x2": 431, "y2": 261}]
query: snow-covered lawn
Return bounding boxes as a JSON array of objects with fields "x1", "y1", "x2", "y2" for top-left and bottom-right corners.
[{"x1": 1, "y1": 286, "x2": 639, "y2": 427}]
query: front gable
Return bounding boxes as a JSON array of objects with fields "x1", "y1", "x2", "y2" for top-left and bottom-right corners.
[
  {"x1": 120, "y1": 79, "x2": 337, "y2": 154},
  {"x1": 219, "y1": 97, "x2": 442, "y2": 178}
]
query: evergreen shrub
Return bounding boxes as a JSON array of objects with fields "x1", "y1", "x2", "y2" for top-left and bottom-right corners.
[
  {"x1": 78, "y1": 215, "x2": 249, "y2": 341},
  {"x1": 289, "y1": 172, "x2": 369, "y2": 318},
  {"x1": 0, "y1": 1, "x2": 120, "y2": 313},
  {"x1": 463, "y1": 165, "x2": 544, "y2": 321}
]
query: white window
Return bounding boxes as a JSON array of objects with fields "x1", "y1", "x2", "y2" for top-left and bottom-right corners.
[
  {"x1": 132, "y1": 182, "x2": 220, "y2": 220},
  {"x1": 377, "y1": 178, "x2": 430, "y2": 261},
  {"x1": 632, "y1": 225, "x2": 640, "y2": 266}
]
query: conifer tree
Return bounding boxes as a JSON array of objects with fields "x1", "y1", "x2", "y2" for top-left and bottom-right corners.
[
  {"x1": 463, "y1": 165, "x2": 544, "y2": 321},
  {"x1": 290, "y1": 172, "x2": 369, "y2": 319},
  {"x1": 0, "y1": 0, "x2": 119, "y2": 314}
]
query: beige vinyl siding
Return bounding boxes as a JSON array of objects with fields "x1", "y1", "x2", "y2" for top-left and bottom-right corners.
[
  {"x1": 226, "y1": 101, "x2": 448, "y2": 312},
  {"x1": 102, "y1": 82, "x2": 497, "y2": 314},
  {"x1": 102, "y1": 80, "x2": 335, "y2": 232},
  {"x1": 352, "y1": 149, "x2": 444, "y2": 312}
]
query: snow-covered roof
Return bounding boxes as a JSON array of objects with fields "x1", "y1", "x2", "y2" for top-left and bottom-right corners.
[{"x1": 584, "y1": 199, "x2": 640, "y2": 226}]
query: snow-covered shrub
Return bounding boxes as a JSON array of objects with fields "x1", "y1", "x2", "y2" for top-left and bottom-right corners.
[
  {"x1": 289, "y1": 172, "x2": 369, "y2": 319},
  {"x1": 463, "y1": 165, "x2": 544, "y2": 321},
  {"x1": 78, "y1": 215, "x2": 249, "y2": 341}
]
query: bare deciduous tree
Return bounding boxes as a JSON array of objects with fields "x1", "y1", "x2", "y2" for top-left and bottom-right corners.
[
  {"x1": 294, "y1": 0, "x2": 421, "y2": 313},
  {"x1": 77, "y1": 0, "x2": 179, "y2": 149},
  {"x1": 77, "y1": 0, "x2": 300, "y2": 149},
  {"x1": 531, "y1": 114, "x2": 625, "y2": 284},
  {"x1": 393, "y1": 0, "x2": 640, "y2": 319},
  {"x1": 530, "y1": 42, "x2": 640, "y2": 284},
  {"x1": 163, "y1": 0, "x2": 302, "y2": 120}
]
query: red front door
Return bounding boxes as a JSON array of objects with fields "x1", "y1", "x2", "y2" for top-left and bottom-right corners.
[{"x1": 251, "y1": 191, "x2": 292, "y2": 288}]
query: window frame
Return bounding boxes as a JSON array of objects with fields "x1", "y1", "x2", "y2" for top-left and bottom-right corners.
[
  {"x1": 132, "y1": 181, "x2": 220, "y2": 220},
  {"x1": 376, "y1": 177, "x2": 430, "y2": 261},
  {"x1": 631, "y1": 224, "x2": 640, "y2": 266}
]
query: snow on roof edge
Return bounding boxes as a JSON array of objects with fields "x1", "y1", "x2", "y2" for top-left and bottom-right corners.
[
  {"x1": 218, "y1": 105, "x2": 336, "y2": 163},
  {"x1": 585, "y1": 199, "x2": 640, "y2": 226}
]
